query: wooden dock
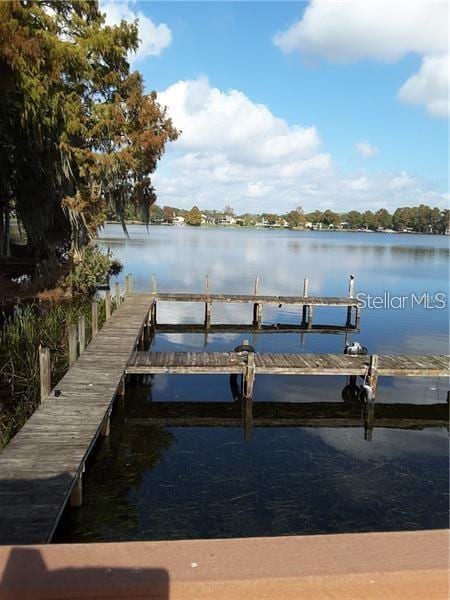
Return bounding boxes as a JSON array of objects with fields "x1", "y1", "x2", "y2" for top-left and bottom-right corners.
[
  {"x1": 126, "y1": 351, "x2": 449, "y2": 377},
  {"x1": 0, "y1": 273, "x2": 448, "y2": 546},
  {"x1": 145, "y1": 274, "x2": 363, "y2": 330},
  {"x1": 0, "y1": 291, "x2": 150, "y2": 546}
]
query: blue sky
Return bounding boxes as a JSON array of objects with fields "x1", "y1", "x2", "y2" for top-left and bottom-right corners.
[{"x1": 102, "y1": 1, "x2": 448, "y2": 213}]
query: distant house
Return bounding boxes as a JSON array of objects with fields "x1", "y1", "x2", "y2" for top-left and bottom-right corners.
[
  {"x1": 201, "y1": 214, "x2": 216, "y2": 224},
  {"x1": 304, "y1": 221, "x2": 313, "y2": 229},
  {"x1": 173, "y1": 216, "x2": 185, "y2": 225},
  {"x1": 217, "y1": 215, "x2": 236, "y2": 225}
]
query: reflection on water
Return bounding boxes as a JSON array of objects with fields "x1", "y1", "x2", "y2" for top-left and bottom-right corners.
[{"x1": 55, "y1": 226, "x2": 449, "y2": 542}]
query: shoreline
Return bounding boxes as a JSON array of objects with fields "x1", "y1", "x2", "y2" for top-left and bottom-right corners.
[{"x1": 102, "y1": 221, "x2": 449, "y2": 236}]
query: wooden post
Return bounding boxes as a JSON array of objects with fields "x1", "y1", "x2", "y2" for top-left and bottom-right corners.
[
  {"x1": 117, "y1": 376, "x2": 125, "y2": 398},
  {"x1": 101, "y1": 412, "x2": 111, "y2": 437},
  {"x1": 70, "y1": 471, "x2": 83, "y2": 507},
  {"x1": 243, "y1": 349, "x2": 255, "y2": 399},
  {"x1": 363, "y1": 401, "x2": 375, "y2": 441},
  {"x1": 152, "y1": 273, "x2": 157, "y2": 295},
  {"x1": 348, "y1": 274, "x2": 355, "y2": 298},
  {"x1": 302, "y1": 277, "x2": 309, "y2": 325},
  {"x1": 105, "y1": 289, "x2": 111, "y2": 320},
  {"x1": 91, "y1": 301, "x2": 99, "y2": 339},
  {"x1": 114, "y1": 281, "x2": 121, "y2": 308},
  {"x1": 78, "y1": 315, "x2": 86, "y2": 354},
  {"x1": 204, "y1": 302, "x2": 211, "y2": 329},
  {"x1": 204, "y1": 275, "x2": 211, "y2": 329},
  {"x1": 125, "y1": 274, "x2": 132, "y2": 297},
  {"x1": 244, "y1": 396, "x2": 253, "y2": 443},
  {"x1": 347, "y1": 275, "x2": 355, "y2": 327},
  {"x1": 253, "y1": 303, "x2": 262, "y2": 328},
  {"x1": 39, "y1": 347, "x2": 51, "y2": 401},
  {"x1": 254, "y1": 276, "x2": 260, "y2": 296},
  {"x1": 368, "y1": 354, "x2": 379, "y2": 400},
  {"x1": 307, "y1": 305, "x2": 314, "y2": 329},
  {"x1": 151, "y1": 299, "x2": 157, "y2": 328},
  {"x1": 354, "y1": 306, "x2": 361, "y2": 329},
  {"x1": 68, "y1": 323, "x2": 78, "y2": 367}
]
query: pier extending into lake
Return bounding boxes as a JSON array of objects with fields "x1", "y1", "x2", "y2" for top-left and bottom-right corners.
[{"x1": 0, "y1": 274, "x2": 448, "y2": 545}]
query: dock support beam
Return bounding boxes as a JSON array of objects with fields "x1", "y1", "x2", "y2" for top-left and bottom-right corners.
[
  {"x1": 78, "y1": 315, "x2": 86, "y2": 354},
  {"x1": 244, "y1": 397, "x2": 253, "y2": 442},
  {"x1": 346, "y1": 275, "x2": 355, "y2": 327},
  {"x1": 101, "y1": 411, "x2": 111, "y2": 437},
  {"x1": 39, "y1": 347, "x2": 51, "y2": 401},
  {"x1": 354, "y1": 306, "x2": 361, "y2": 329},
  {"x1": 253, "y1": 303, "x2": 262, "y2": 328},
  {"x1": 363, "y1": 401, "x2": 375, "y2": 441},
  {"x1": 68, "y1": 324, "x2": 78, "y2": 367},
  {"x1": 243, "y1": 348, "x2": 255, "y2": 399},
  {"x1": 204, "y1": 275, "x2": 211, "y2": 329},
  {"x1": 125, "y1": 274, "x2": 132, "y2": 297},
  {"x1": 70, "y1": 469, "x2": 84, "y2": 508},
  {"x1": 91, "y1": 301, "x2": 99, "y2": 339},
  {"x1": 204, "y1": 302, "x2": 211, "y2": 329},
  {"x1": 368, "y1": 355, "x2": 379, "y2": 401},
  {"x1": 253, "y1": 276, "x2": 262, "y2": 328},
  {"x1": 302, "y1": 277, "x2": 309, "y2": 326},
  {"x1": 150, "y1": 299, "x2": 157, "y2": 329},
  {"x1": 114, "y1": 282, "x2": 121, "y2": 308},
  {"x1": 105, "y1": 289, "x2": 111, "y2": 320}
]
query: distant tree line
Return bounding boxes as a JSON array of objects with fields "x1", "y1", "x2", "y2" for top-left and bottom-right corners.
[{"x1": 134, "y1": 203, "x2": 449, "y2": 234}]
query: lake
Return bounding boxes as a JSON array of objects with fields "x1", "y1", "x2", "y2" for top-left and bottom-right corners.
[{"x1": 55, "y1": 225, "x2": 449, "y2": 542}]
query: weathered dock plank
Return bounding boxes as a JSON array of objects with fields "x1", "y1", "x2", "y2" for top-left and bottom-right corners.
[
  {"x1": 126, "y1": 351, "x2": 450, "y2": 378},
  {"x1": 0, "y1": 294, "x2": 150, "y2": 546},
  {"x1": 145, "y1": 292, "x2": 362, "y2": 307}
]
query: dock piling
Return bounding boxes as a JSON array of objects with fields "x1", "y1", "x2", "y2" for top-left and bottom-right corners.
[
  {"x1": 152, "y1": 273, "x2": 157, "y2": 295},
  {"x1": 363, "y1": 401, "x2": 375, "y2": 441},
  {"x1": 347, "y1": 275, "x2": 355, "y2": 327},
  {"x1": 253, "y1": 276, "x2": 262, "y2": 328},
  {"x1": 91, "y1": 301, "x2": 99, "y2": 339},
  {"x1": 105, "y1": 289, "x2": 111, "y2": 320},
  {"x1": 101, "y1": 411, "x2": 111, "y2": 437},
  {"x1": 68, "y1": 323, "x2": 78, "y2": 367},
  {"x1": 204, "y1": 275, "x2": 211, "y2": 329},
  {"x1": 302, "y1": 277, "x2": 309, "y2": 325},
  {"x1": 125, "y1": 274, "x2": 132, "y2": 297},
  {"x1": 114, "y1": 281, "x2": 121, "y2": 308},
  {"x1": 368, "y1": 355, "x2": 379, "y2": 400},
  {"x1": 39, "y1": 347, "x2": 51, "y2": 401},
  {"x1": 70, "y1": 470, "x2": 83, "y2": 508},
  {"x1": 78, "y1": 315, "x2": 86, "y2": 354}
]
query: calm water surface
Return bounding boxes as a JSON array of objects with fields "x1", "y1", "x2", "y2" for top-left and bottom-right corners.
[{"x1": 56, "y1": 225, "x2": 449, "y2": 542}]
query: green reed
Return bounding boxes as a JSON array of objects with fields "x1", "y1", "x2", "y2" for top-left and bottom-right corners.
[{"x1": 0, "y1": 298, "x2": 107, "y2": 448}]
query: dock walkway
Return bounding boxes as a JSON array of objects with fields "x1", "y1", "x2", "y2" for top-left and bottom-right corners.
[
  {"x1": 126, "y1": 351, "x2": 449, "y2": 377},
  {"x1": 0, "y1": 294, "x2": 150, "y2": 545},
  {"x1": 0, "y1": 276, "x2": 448, "y2": 546}
]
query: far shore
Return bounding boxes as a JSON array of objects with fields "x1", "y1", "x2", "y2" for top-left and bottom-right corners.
[{"x1": 103, "y1": 221, "x2": 449, "y2": 236}]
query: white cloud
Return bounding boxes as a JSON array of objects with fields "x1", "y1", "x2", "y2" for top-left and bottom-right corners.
[
  {"x1": 158, "y1": 77, "x2": 325, "y2": 167},
  {"x1": 153, "y1": 77, "x2": 446, "y2": 213},
  {"x1": 398, "y1": 53, "x2": 449, "y2": 118},
  {"x1": 274, "y1": 0, "x2": 449, "y2": 118},
  {"x1": 101, "y1": 1, "x2": 171, "y2": 62},
  {"x1": 388, "y1": 171, "x2": 414, "y2": 190},
  {"x1": 355, "y1": 141, "x2": 379, "y2": 158}
]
